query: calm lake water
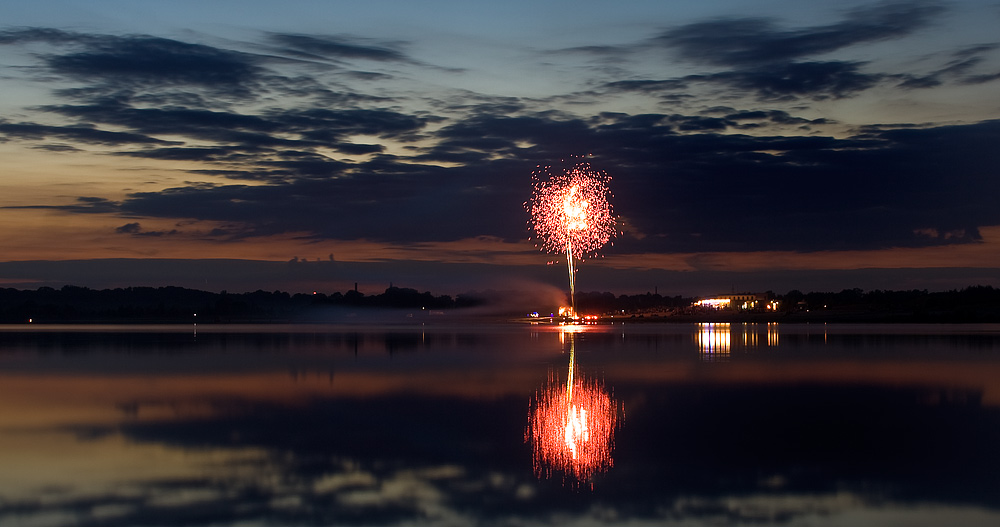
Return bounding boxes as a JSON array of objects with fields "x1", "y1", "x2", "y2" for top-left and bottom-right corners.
[{"x1": 2, "y1": 322, "x2": 1000, "y2": 526}]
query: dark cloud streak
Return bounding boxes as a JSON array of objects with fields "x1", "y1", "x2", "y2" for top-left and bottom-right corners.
[
  {"x1": 267, "y1": 33, "x2": 412, "y2": 63},
  {"x1": 596, "y1": 2, "x2": 952, "y2": 101},
  {"x1": 689, "y1": 60, "x2": 882, "y2": 100},
  {"x1": 4, "y1": 196, "x2": 122, "y2": 214},
  {"x1": 0, "y1": 120, "x2": 176, "y2": 145},
  {"x1": 657, "y1": 2, "x2": 946, "y2": 67}
]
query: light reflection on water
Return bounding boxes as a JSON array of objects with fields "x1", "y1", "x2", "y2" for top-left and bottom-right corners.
[
  {"x1": 1, "y1": 323, "x2": 1000, "y2": 526},
  {"x1": 526, "y1": 329, "x2": 621, "y2": 486},
  {"x1": 697, "y1": 322, "x2": 784, "y2": 359}
]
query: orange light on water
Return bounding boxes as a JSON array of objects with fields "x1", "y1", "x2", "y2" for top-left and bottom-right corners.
[
  {"x1": 527, "y1": 371, "x2": 618, "y2": 482},
  {"x1": 527, "y1": 335, "x2": 620, "y2": 484},
  {"x1": 697, "y1": 322, "x2": 731, "y2": 355}
]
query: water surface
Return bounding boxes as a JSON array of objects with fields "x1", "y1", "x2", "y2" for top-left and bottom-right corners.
[{"x1": 2, "y1": 322, "x2": 999, "y2": 526}]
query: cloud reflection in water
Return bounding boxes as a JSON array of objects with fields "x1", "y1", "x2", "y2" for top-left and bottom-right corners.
[{"x1": 2, "y1": 324, "x2": 1000, "y2": 526}]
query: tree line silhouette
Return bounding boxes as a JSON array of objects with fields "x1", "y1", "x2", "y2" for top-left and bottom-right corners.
[
  {"x1": 576, "y1": 286, "x2": 1000, "y2": 322},
  {"x1": 2, "y1": 284, "x2": 1000, "y2": 323},
  {"x1": 0, "y1": 285, "x2": 472, "y2": 323}
]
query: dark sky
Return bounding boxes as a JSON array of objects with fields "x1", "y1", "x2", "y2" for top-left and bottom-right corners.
[{"x1": 1, "y1": 1, "x2": 999, "y2": 295}]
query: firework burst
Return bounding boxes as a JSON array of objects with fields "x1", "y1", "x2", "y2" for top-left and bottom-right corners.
[
  {"x1": 526, "y1": 162, "x2": 616, "y2": 314},
  {"x1": 527, "y1": 162, "x2": 616, "y2": 259}
]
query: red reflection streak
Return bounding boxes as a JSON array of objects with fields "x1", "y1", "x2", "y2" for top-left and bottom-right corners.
[{"x1": 527, "y1": 334, "x2": 620, "y2": 484}]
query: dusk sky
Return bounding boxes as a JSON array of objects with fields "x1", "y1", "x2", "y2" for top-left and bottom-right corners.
[{"x1": 2, "y1": 0, "x2": 1000, "y2": 296}]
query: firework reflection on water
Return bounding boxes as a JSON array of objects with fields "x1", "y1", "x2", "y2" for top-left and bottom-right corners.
[{"x1": 526, "y1": 329, "x2": 621, "y2": 485}]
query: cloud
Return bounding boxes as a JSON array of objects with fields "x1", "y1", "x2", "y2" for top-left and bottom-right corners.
[
  {"x1": 30, "y1": 143, "x2": 82, "y2": 152},
  {"x1": 42, "y1": 102, "x2": 428, "y2": 157},
  {"x1": 0, "y1": 28, "x2": 276, "y2": 101},
  {"x1": 112, "y1": 147, "x2": 238, "y2": 162},
  {"x1": 0, "y1": 120, "x2": 176, "y2": 146},
  {"x1": 4, "y1": 196, "x2": 122, "y2": 214},
  {"x1": 899, "y1": 43, "x2": 1000, "y2": 89},
  {"x1": 114, "y1": 222, "x2": 179, "y2": 237},
  {"x1": 2, "y1": 21, "x2": 998, "y2": 266},
  {"x1": 45, "y1": 36, "x2": 261, "y2": 88},
  {"x1": 6, "y1": 62, "x2": 999, "y2": 258},
  {"x1": 691, "y1": 60, "x2": 882, "y2": 100},
  {"x1": 607, "y1": 2, "x2": 946, "y2": 101},
  {"x1": 603, "y1": 60, "x2": 882, "y2": 101},
  {"x1": 720, "y1": 109, "x2": 832, "y2": 129},
  {"x1": 616, "y1": 119, "x2": 1000, "y2": 253},
  {"x1": 657, "y1": 2, "x2": 946, "y2": 67},
  {"x1": 114, "y1": 222, "x2": 142, "y2": 234},
  {"x1": 27, "y1": 99, "x2": 430, "y2": 183},
  {"x1": 7, "y1": 99, "x2": 981, "y2": 257},
  {"x1": 267, "y1": 33, "x2": 413, "y2": 63},
  {"x1": 113, "y1": 156, "x2": 533, "y2": 243},
  {"x1": 602, "y1": 78, "x2": 689, "y2": 94},
  {"x1": 0, "y1": 27, "x2": 415, "y2": 108},
  {"x1": 0, "y1": 27, "x2": 94, "y2": 45}
]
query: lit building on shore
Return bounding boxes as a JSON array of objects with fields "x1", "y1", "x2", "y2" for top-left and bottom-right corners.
[{"x1": 693, "y1": 293, "x2": 778, "y2": 312}]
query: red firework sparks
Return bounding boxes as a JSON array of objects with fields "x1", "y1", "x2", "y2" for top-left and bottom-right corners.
[
  {"x1": 527, "y1": 162, "x2": 616, "y2": 260},
  {"x1": 526, "y1": 359, "x2": 619, "y2": 483}
]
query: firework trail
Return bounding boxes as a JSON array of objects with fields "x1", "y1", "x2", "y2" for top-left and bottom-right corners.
[{"x1": 527, "y1": 162, "x2": 616, "y2": 314}]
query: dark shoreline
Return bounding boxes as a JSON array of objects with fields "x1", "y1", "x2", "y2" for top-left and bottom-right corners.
[
  {"x1": 4, "y1": 284, "x2": 1000, "y2": 325},
  {"x1": 519, "y1": 309, "x2": 1000, "y2": 325}
]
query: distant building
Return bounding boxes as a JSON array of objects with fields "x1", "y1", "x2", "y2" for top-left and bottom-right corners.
[{"x1": 693, "y1": 293, "x2": 778, "y2": 312}]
